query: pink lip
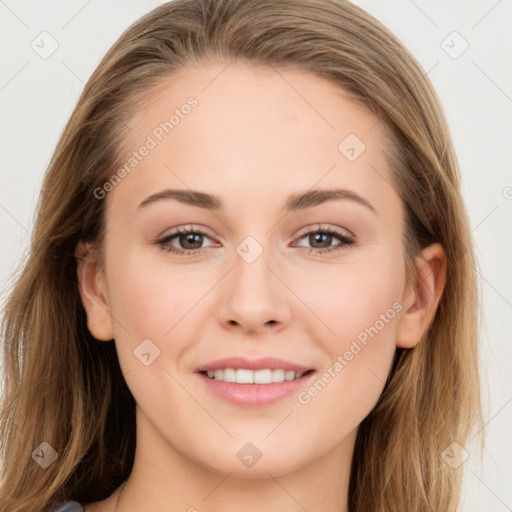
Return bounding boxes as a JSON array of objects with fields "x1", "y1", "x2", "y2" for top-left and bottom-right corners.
[
  {"x1": 197, "y1": 372, "x2": 316, "y2": 407},
  {"x1": 194, "y1": 356, "x2": 316, "y2": 407},
  {"x1": 194, "y1": 356, "x2": 313, "y2": 373}
]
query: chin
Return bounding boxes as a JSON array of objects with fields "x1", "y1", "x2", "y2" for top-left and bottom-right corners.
[{"x1": 189, "y1": 436, "x2": 313, "y2": 479}]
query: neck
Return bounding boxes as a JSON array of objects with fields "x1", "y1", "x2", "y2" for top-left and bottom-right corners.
[{"x1": 116, "y1": 409, "x2": 356, "y2": 512}]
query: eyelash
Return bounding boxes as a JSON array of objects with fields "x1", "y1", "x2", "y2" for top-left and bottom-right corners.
[{"x1": 154, "y1": 225, "x2": 356, "y2": 256}]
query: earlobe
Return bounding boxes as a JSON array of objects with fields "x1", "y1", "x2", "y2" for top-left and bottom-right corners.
[
  {"x1": 75, "y1": 241, "x2": 114, "y2": 341},
  {"x1": 396, "y1": 242, "x2": 447, "y2": 349}
]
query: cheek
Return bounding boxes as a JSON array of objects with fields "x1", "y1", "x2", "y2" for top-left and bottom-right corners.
[
  {"x1": 107, "y1": 244, "x2": 211, "y2": 338},
  {"x1": 293, "y1": 254, "x2": 403, "y2": 414},
  {"x1": 293, "y1": 281, "x2": 400, "y2": 451},
  {"x1": 296, "y1": 249, "x2": 405, "y2": 348}
]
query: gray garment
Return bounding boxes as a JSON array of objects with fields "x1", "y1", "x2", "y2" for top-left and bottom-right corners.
[{"x1": 51, "y1": 501, "x2": 84, "y2": 512}]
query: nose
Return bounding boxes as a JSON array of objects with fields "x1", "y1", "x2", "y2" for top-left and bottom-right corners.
[{"x1": 216, "y1": 246, "x2": 292, "y2": 336}]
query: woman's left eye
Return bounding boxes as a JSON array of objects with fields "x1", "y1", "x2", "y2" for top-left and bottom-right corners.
[
  {"x1": 293, "y1": 228, "x2": 356, "y2": 253},
  {"x1": 155, "y1": 226, "x2": 355, "y2": 255}
]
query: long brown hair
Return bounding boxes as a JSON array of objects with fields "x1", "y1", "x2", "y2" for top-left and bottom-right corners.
[{"x1": 0, "y1": 1, "x2": 483, "y2": 510}]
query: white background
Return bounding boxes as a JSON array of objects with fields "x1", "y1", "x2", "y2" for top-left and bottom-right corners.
[{"x1": 1, "y1": 1, "x2": 511, "y2": 510}]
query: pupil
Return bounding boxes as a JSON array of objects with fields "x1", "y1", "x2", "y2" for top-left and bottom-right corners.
[
  {"x1": 310, "y1": 232, "x2": 332, "y2": 248},
  {"x1": 180, "y1": 233, "x2": 203, "y2": 249}
]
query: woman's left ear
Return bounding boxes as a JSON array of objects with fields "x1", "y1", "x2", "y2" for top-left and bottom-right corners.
[{"x1": 396, "y1": 242, "x2": 447, "y2": 349}]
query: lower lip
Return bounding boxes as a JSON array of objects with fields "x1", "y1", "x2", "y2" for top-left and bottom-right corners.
[{"x1": 197, "y1": 371, "x2": 315, "y2": 407}]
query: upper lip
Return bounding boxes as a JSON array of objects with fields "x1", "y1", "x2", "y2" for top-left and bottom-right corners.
[{"x1": 195, "y1": 356, "x2": 314, "y2": 373}]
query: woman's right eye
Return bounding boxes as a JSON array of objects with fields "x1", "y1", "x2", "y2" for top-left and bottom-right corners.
[{"x1": 156, "y1": 227, "x2": 216, "y2": 255}]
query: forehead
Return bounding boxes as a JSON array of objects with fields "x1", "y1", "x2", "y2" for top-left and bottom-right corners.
[
  {"x1": 128, "y1": 61, "x2": 385, "y2": 149},
  {"x1": 107, "y1": 61, "x2": 399, "y2": 220}
]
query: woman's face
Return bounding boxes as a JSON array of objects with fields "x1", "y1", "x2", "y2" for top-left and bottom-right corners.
[{"x1": 89, "y1": 62, "x2": 417, "y2": 477}]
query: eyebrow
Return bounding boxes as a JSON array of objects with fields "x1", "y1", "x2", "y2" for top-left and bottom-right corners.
[{"x1": 137, "y1": 187, "x2": 377, "y2": 214}]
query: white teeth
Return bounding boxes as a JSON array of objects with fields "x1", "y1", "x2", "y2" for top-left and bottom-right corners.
[
  {"x1": 204, "y1": 368, "x2": 308, "y2": 384},
  {"x1": 253, "y1": 369, "x2": 272, "y2": 384},
  {"x1": 236, "y1": 368, "x2": 253, "y2": 384},
  {"x1": 223, "y1": 368, "x2": 236, "y2": 382},
  {"x1": 272, "y1": 369, "x2": 285, "y2": 382},
  {"x1": 284, "y1": 370, "x2": 295, "y2": 381}
]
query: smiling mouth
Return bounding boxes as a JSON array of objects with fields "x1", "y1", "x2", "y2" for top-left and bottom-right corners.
[{"x1": 199, "y1": 368, "x2": 315, "y2": 384}]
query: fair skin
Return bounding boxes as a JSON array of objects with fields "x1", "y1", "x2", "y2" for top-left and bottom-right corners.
[{"x1": 77, "y1": 61, "x2": 446, "y2": 512}]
